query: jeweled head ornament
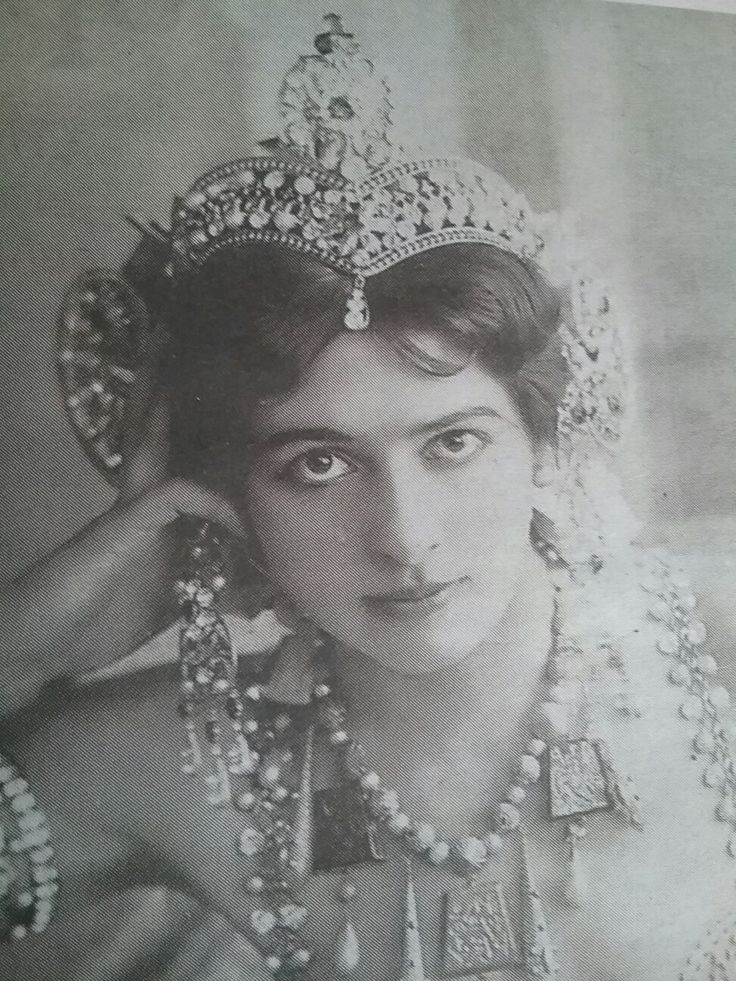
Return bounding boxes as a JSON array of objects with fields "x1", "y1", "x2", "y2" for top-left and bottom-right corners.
[
  {"x1": 169, "y1": 15, "x2": 555, "y2": 329},
  {"x1": 58, "y1": 11, "x2": 627, "y2": 557}
]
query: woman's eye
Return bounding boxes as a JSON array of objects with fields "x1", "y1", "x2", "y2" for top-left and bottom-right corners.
[
  {"x1": 424, "y1": 429, "x2": 490, "y2": 463},
  {"x1": 281, "y1": 449, "x2": 355, "y2": 486}
]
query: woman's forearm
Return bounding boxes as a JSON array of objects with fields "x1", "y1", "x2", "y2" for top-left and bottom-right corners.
[
  {"x1": 0, "y1": 502, "x2": 170, "y2": 713},
  {"x1": 0, "y1": 480, "x2": 246, "y2": 715}
]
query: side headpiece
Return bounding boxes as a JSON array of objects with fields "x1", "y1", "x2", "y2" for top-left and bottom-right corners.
[{"x1": 58, "y1": 14, "x2": 627, "y2": 559}]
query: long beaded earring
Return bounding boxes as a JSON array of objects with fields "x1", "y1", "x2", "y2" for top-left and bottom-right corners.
[{"x1": 175, "y1": 519, "x2": 258, "y2": 799}]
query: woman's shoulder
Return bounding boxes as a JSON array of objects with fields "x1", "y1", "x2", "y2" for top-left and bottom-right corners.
[
  {"x1": 0, "y1": 614, "x2": 285, "y2": 963},
  {"x1": 590, "y1": 548, "x2": 736, "y2": 968},
  {"x1": 597, "y1": 547, "x2": 734, "y2": 796},
  {"x1": 10, "y1": 609, "x2": 285, "y2": 734},
  {"x1": 3, "y1": 655, "x2": 178, "y2": 790},
  {"x1": 563, "y1": 547, "x2": 736, "y2": 847},
  {"x1": 0, "y1": 670, "x2": 168, "y2": 950}
]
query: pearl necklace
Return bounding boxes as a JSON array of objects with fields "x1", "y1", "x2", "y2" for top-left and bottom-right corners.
[
  {"x1": 170, "y1": 527, "x2": 646, "y2": 978},
  {"x1": 170, "y1": 527, "x2": 736, "y2": 979},
  {"x1": 310, "y1": 676, "x2": 549, "y2": 872},
  {"x1": 228, "y1": 596, "x2": 637, "y2": 979}
]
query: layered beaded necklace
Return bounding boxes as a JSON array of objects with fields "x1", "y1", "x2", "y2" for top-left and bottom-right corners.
[
  {"x1": 170, "y1": 522, "x2": 736, "y2": 980},
  {"x1": 173, "y1": 525, "x2": 660, "y2": 980},
  {"x1": 3, "y1": 521, "x2": 734, "y2": 976}
]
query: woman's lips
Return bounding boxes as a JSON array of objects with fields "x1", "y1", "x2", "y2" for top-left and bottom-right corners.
[{"x1": 362, "y1": 577, "x2": 470, "y2": 618}]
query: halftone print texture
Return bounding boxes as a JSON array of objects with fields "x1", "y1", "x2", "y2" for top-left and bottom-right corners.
[{"x1": 1, "y1": 3, "x2": 735, "y2": 979}]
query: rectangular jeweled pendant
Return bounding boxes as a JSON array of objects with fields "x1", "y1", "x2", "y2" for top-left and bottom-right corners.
[
  {"x1": 312, "y1": 785, "x2": 386, "y2": 871},
  {"x1": 442, "y1": 882, "x2": 521, "y2": 976},
  {"x1": 548, "y1": 738, "x2": 611, "y2": 819}
]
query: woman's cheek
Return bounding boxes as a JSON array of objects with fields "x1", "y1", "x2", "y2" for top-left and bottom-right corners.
[
  {"x1": 247, "y1": 483, "x2": 351, "y2": 601},
  {"x1": 451, "y1": 447, "x2": 534, "y2": 541}
]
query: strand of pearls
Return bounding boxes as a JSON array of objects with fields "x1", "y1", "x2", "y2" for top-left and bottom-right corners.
[
  {"x1": 0, "y1": 751, "x2": 58, "y2": 941},
  {"x1": 644, "y1": 559, "x2": 736, "y2": 855},
  {"x1": 223, "y1": 569, "x2": 623, "y2": 978},
  {"x1": 234, "y1": 695, "x2": 314, "y2": 978},
  {"x1": 311, "y1": 679, "x2": 547, "y2": 874}
]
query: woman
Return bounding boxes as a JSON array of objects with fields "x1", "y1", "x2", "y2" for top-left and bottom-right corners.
[{"x1": 1, "y1": 15, "x2": 735, "y2": 981}]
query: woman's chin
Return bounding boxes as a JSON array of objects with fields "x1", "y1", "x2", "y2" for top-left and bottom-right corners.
[
  {"x1": 341, "y1": 605, "x2": 500, "y2": 676},
  {"x1": 368, "y1": 644, "x2": 480, "y2": 676},
  {"x1": 307, "y1": 578, "x2": 517, "y2": 675}
]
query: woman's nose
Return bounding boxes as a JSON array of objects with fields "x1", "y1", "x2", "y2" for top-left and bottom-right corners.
[{"x1": 362, "y1": 466, "x2": 442, "y2": 570}]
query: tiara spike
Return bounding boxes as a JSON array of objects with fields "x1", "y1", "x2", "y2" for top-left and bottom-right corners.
[
  {"x1": 124, "y1": 214, "x2": 168, "y2": 244},
  {"x1": 277, "y1": 14, "x2": 395, "y2": 179}
]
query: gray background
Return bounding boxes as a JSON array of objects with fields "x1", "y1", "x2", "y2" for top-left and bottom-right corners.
[{"x1": 1, "y1": 0, "x2": 735, "y2": 661}]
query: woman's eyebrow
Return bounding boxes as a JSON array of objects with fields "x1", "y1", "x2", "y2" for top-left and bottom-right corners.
[
  {"x1": 407, "y1": 405, "x2": 508, "y2": 438},
  {"x1": 252, "y1": 427, "x2": 354, "y2": 452}
]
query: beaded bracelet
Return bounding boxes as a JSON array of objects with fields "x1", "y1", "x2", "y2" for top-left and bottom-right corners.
[{"x1": 0, "y1": 751, "x2": 59, "y2": 941}]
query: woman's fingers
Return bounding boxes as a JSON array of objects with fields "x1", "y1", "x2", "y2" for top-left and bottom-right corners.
[
  {"x1": 131, "y1": 477, "x2": 249, "y2": 545},
  {"x1": 119, "y1": 393, "x2": 171, "y2": 501},
  {"x1": 118, "y1": 324, "x2": 172, "y2": 502}
]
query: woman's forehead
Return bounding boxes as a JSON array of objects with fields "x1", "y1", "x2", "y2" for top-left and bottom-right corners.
[{"x1": 249, "y1": 331, "x2": 522, "y2": 441}]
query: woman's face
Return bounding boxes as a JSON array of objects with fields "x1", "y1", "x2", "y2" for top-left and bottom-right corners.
[{"x1": 245, "y1": 330, "x2": 541, "y2": 675}]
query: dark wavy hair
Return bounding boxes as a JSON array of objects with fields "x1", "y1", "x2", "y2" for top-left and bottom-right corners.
[{"x1": 163, "y1": 242, "x2": 570, "y2": 478}]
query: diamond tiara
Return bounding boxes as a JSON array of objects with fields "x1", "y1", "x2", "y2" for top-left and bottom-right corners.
[
  {"x1": 169, "y1": 15, "x2": 547, "y2": 332},
  {"x1": 170, "y1": 155, "x2": 547, "y2": 329}
]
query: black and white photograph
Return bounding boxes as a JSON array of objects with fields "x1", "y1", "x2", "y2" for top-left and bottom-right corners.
[{"x1": 1, "y1": 1, "x2": 736, "y2": 978}]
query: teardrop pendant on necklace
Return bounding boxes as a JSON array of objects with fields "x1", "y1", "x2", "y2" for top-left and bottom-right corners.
[
  {"x1": 289, "y1": 725, "x2": 314, "y2": 883},
  {"x1": 399, "y1": 857, "x2": 427, "y2": 981},
  {"x1": 520, "y1": 836, "x2": 558, "y2": 980},
  {"x1": 562, "y1": 836, "x2": 588, "y2": 909},
  {"x1": 335, "y1": 919, "x2": 361, "y2": 975}
]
